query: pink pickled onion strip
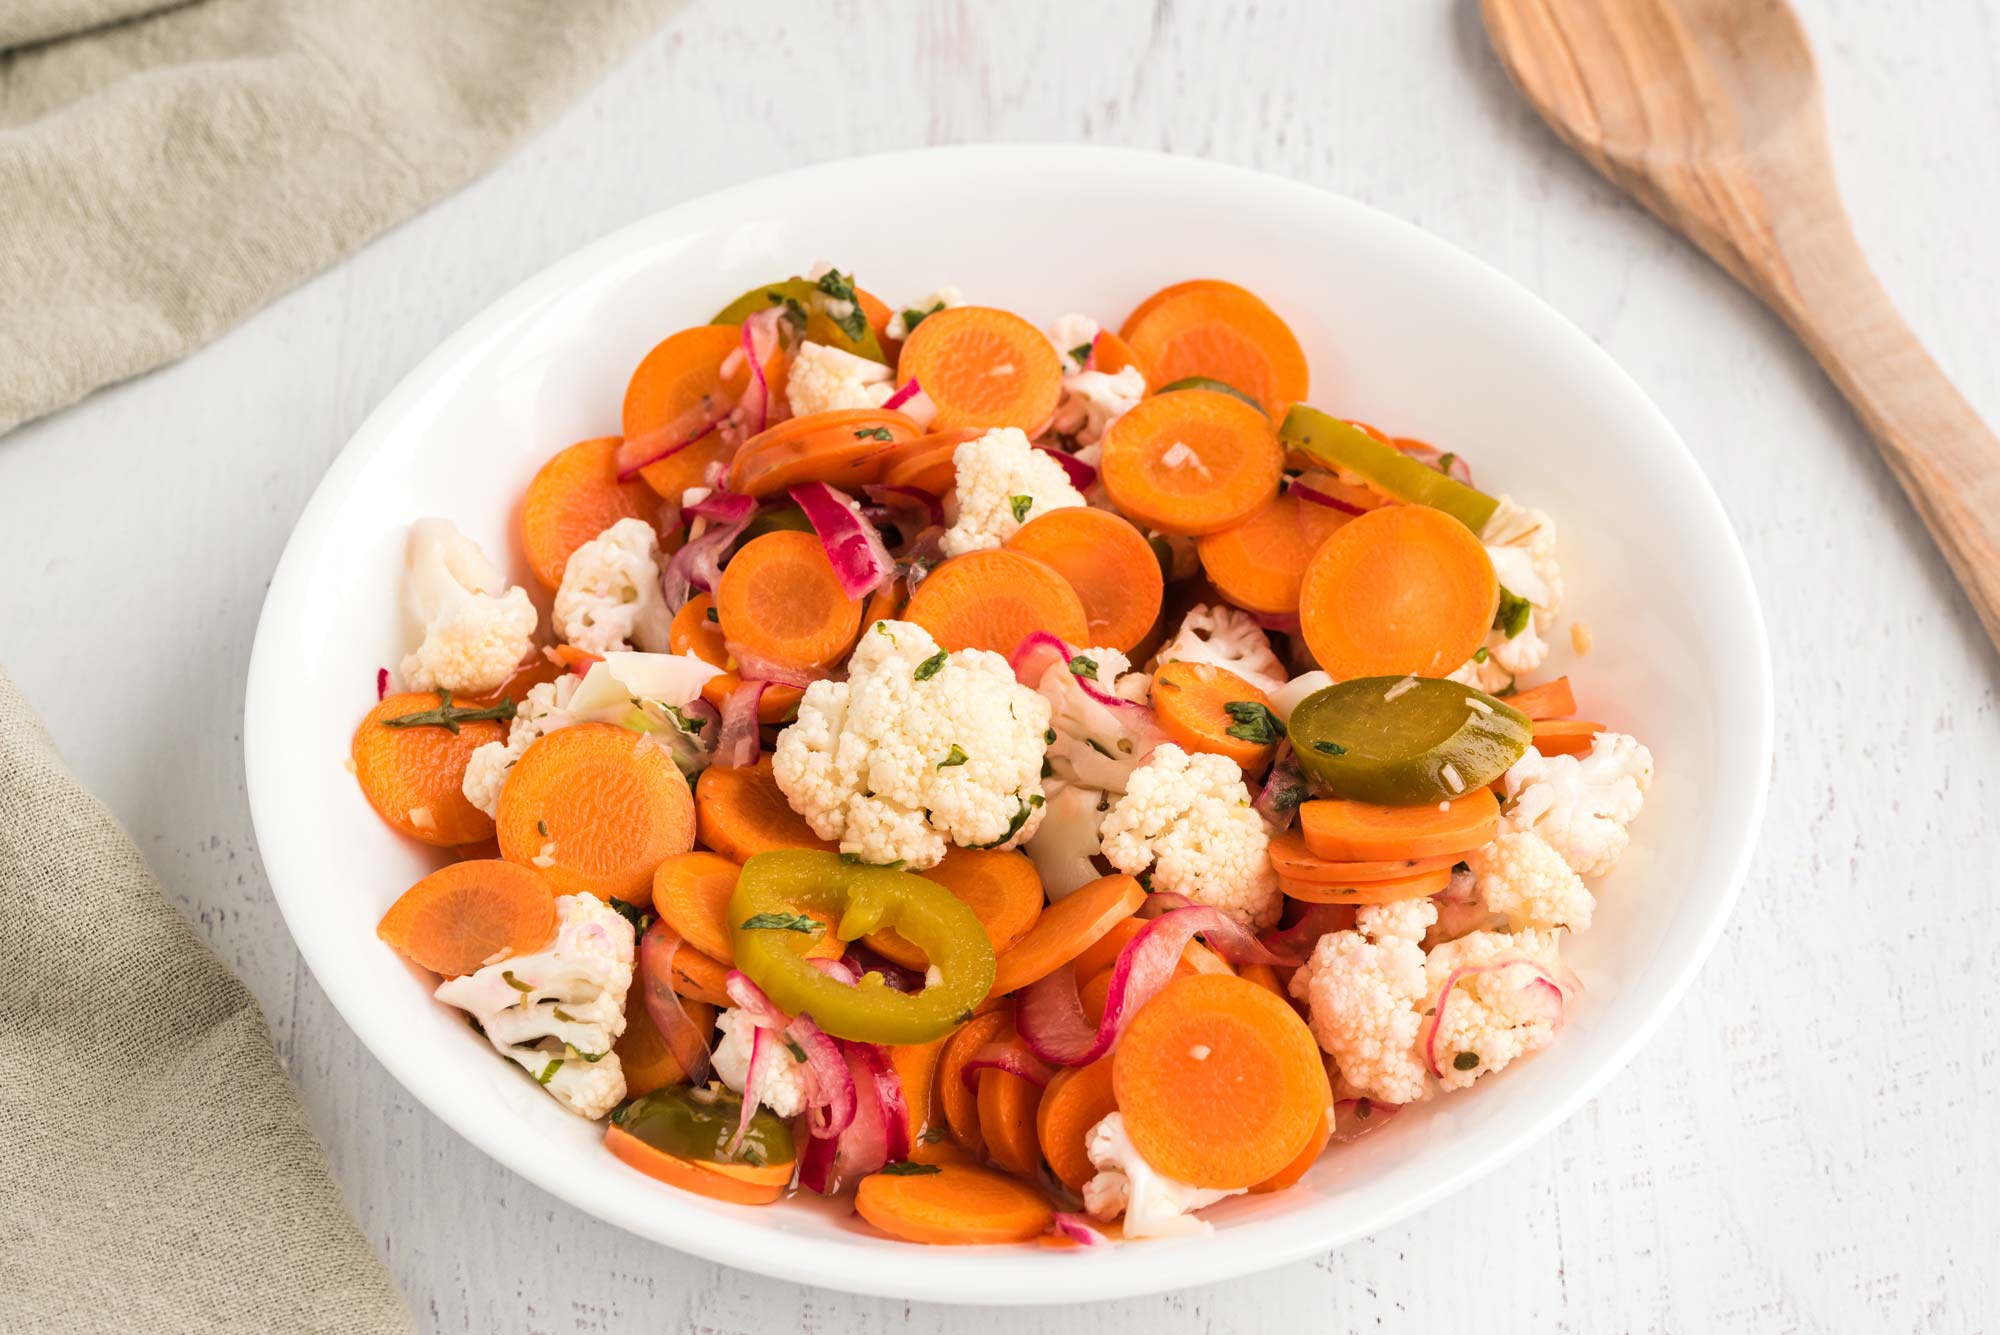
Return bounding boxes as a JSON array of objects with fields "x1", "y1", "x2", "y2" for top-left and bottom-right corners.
[
  {"x1": 896, "y1": 525, "x2": 947, "y2": 593},
  {"x1": 1290, "y1": 481, "x2": 1366, "y2": 515},
  {"x1": 1008, "y1": 631, "x2": 1149, "y2": 713},
  {"x1": 1420, "y1": 960, "x2": 1566, "y2": 1078},
  {"x1": 821, "y1": 1040, "x2": 891, "y2": 1186},
  {"x1": 839, "y1": 946, "x2": 925, "y2": 993},
  {"x1": 660, "y1": 491, "x2": 758, "y2": 610},
  {"x1": 637, "y1": 923, "x2": 712, "y2": 1087},
  {"x1": 713, "y1": 679, "x2": 768, "y2": 768},
  {"x1": 1253, "y1": 742, "x2": 1309, "y2": 831},
  {"x1": 1015, "y1": 906, "x2": 1290, "y2": 1067},
  {"x1": 727, "y1": 1023, "x2": 774, "y2": 1154},
  {"x1": 1249, "y1": 608, "x2": 1302, "y2": 634},
  {"x1": 723, "y1": 969, "x2": 787, "y2": 1028},
  {"x1": 861, "y1": 483, "x2": 945, "y2": 530},
  {"x1": 1049, "y1": 1212, "x2": 1113, "y2": 1248},
  {"x1": 1396, "y1": 439, "x2": 1475, "y2": 486},
  {"x1": 616, "y1": 415, "x2": 724, "y2": 483},
  {"x1": 797, "y1": 1129, "x2": 839, "y2": 1195},
  {"x1": 879, "y1": 377, "x2": 921, "y2": 412},
  {"x1": 1256, "y1": 903, "x2": 1356, "y2": 966},
  {"x1": 790, "y1": 481, "x2": 894, "y2": 599},
  {"x1": 721, "y1": 640, "x2": 816, "y2": 689},
  {"x1": 723, "y1": 969, "x2": 857, "y2": 1140},
  {"x1": 958, "y1": 1041, "x2": 1055, "y2": 1093},
  {"x1": 375, "y1": 668, "x2": 389, "y2": 701},
  {"x1": 1437, "y1": 864, "x2": 1480, "y2": 907},
  {"x1": 1035, "y1": 442, "x2": 1098, "y2": 490},
  {"x1": 850, "y1": 1041, "x2": 911, "y2": 1164},
  {"x1": 807, "y1": 956, "x2": 859, "y2": 985},
  {"x1": 688, "y1": 489, "x2": 757, "y2": 524},
  {"x1": 737, "y1": 307, "x2": 783, "y2": 438},
  {"x1": 1331, "y1": 1097, "x2": 1400, "y2": 1143}
]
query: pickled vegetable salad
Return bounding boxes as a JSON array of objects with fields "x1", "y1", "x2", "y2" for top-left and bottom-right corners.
[{"x1": 356, "y1": 267, "x2": 1655, "y2": 1244}]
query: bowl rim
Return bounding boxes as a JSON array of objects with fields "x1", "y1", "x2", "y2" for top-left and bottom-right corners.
[{"x1": 245, "y1": 143, "x2": 1773, "y2": 1304}]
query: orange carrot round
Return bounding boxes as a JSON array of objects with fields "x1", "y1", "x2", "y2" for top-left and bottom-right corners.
[
  {"x1": 649, "y1": 922, "x2": 733, "y2": 1007},
  {"x1": 1037, "y1": 1057, "x2": 1118, "y2": 1192},
  {"x1": 1508, "y1": 676, "x2": 1577, "y2": 721},
  {"x1": 714, "y1": 529, "x2": 864, "y2": 672},
  {"x1": 888, "y1": 1038, "x2": 963, "y2": 1164},
  {"x1": 976, "y1": 1052, "x2": 1043, "y2": 1178},
  {"x1": 1195, "y1": 489, "x2": 1351, "y2": 615},
  {"x1": 895, "y1": 306, "x2": 1063, "y2": 433},
  {"x1": 353, "y1": 692, "x2": 508, "y2": 847},
  {"x1": 376, "y1": 859, "x2": 556, "y2": 978},
  {"x1": 1150, "y1": 660, "x2": 1280, "y2": 771},
  {"x1": 520, "y1": 436, "x2": 666, "y2": 591},
  {"x1": 653, "y1": 849, "x2": 839, "y2": 964},
  {"x1": 1532, "y1": 718, "x2": 1606, "y2": 756},
  {"x1": 1004, "y1": 507, "x2": 1164, "y2": 654},
  {"x1": 1099, "y1": 389, "x2": 1283, "y2": 536},
  {"x1": 618, "y1": 325, "x2": 751, "y2": 499},
  {"x1": 1120, "y1": 283, "x2": 1309, "y2": 418},
  {"x1": 938, "y1": 1011, "x2": 1013, "y2": 1155},
  {"x1": 1267, "y1": 829, "x2": 1465, "y2": 883},
  {"x1": 668, "y1": 593, "x2": 804, "y2": 725},
  {"x1": 903, "y1": 548, "x2": 1089, "y2": 654},
  {"x1": 1298, "y1": 790, "x2": 1499, "y2": 861},
  {"x1": 617, "y1": 997, "x2": 715, "y2": 1097},
  {"x1": 866, "y1": 848, "x2": 1044, "y2": 969},
  {"x1": 1249, "y1": 1098, "x2": 1331, "y2": 1194},
  {"x1": 494, "y1": 722, "x2": 696, "y2": 901},
  {"x1": 880, "y1": 428, "x2": 981, "y2": 495},
  {"x1": 1088, "y1": 328, "x2": 1145, "y2": 380},
  {"x1": 604, "y1": 1124, "x2": 785, "y2": 1206},
  {"x1": 1298, "y1": 505, "x2": 1498, "y2": 679},
  {"x1": 1119, "y1": 279, "x2": 1267, "y2": 337},
  {"x1": 693, "y1": 757, "x2": 836, "y2": 862},
  {"x1": 1278, "y1": 866, "x2": 1453, "y2": 904},
  {"x1": 854, "y1": 1162, "x2": 1054, "y2": 1245},
  {"x1": 1113, "y1": 972, "x2": 1325, "y2": 1189},
  {"x1": 727, "y1": 408, "x2": 922, "y2": 498},
  {"x1": 988, "y1": 873, "x2": 1148, "y2": 996}
]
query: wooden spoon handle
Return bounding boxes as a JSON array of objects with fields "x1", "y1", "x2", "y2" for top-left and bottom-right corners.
[{"x1": 1755, "y1": 210, "x2": 2000, "y2": 650}]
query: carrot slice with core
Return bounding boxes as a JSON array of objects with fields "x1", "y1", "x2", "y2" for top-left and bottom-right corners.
[
  {"x1": 1151, "y1": 660, "x2": 1280, "y2": 771},
  {"x1": 976, "y1": 1049, "x2": 1043, "y2": 1179},
  {"x1": 895, "y1": 306, "x2": 1063, "y2": 434},
  {"x1": 1120, "y1": 284, "x2": 1309, "y2": 418},
  {"x1": 1037, "y1": 1057, "x2": 1118, "y2": 1192},
  {"x1": 1299, "y1": 790, "x2": 1499, "y2": 861},
  {"x1": 1004, "y1": 507, "x2": 1164, "y2": 654},
  {"x1": 1112, "y1": 972, "x2": 1325, "y2": 1189},
  {"x1": 865, "y1": 848, "x2": 1044, "y2": 968},
  {"x1": 694, "y1": 757, "x2": 836, "y2": 861},
  {"x1": 353, "y1": 692, "x2": 508, "y2": 847},
  {"x1": 1532, "y1": 718, "x2": 1606, "y2": 756},
  {"x1": 617, "y1": 997, "x2": 715, "y2": 1097},
  {"x1": 1268, "y1": 829, "x2": 1465, "y2": 883},
  {"x1": 1099, "y1": 389, "x2": 1282, "y2": 536},
  {"x1": 1278, "y1": 866, "x2": 1453, "y2": 904},
  {"x1": 520, "y1": 436, "x2": 667, "y2": 591},
  {"x1": 377, "y1": 859, "x2": 556, "y2": 978},
  {"x1": 938, "y1": 1011, "x2": 1013, "y2": 1155},
  {"x1": 618, "y1": 325, "x2": 751, "y2": 500},
  {"x1": 649, "y1": 923, "x2": 733, "y2": 1007},
  {"x1": 668, "y1": 593, "x2": 804, "y2": 724},
  {"x1": 1196, "y1": 489, "x2": 1351, "y2": 615},
  {"x1": 1298, "y1": 505, "x2": 1498, "y2": 679},
  {"x1": 903, "y1": 548, "x2": 1089, "y2": 654},
  {"x1": 1506, "y1": 676, "x2": 1576, "y2": 720},
  {"x1": 855, "y1": 1163, "x2": 1054, "y2": 1245},
  {"x1": 653, "y1": 849, "x2": 839, "y2": 963},
  {"x1": 605, "y1": 1125, "x2": 787, "y2": 1205},
  {"x1": 727, "y1": 408, "x2": 922, "y2": 498},
  {"x1": 988, "y1": 874, "x2": 1148, "y2": 996},
  {"x1": 494, "y1": 722, "x2": 696, "y2": 902},
  {"x1": 714, "y1": 529, "x2": 863, "y2": 673}
]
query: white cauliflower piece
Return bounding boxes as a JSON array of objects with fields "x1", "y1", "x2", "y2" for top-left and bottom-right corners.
[
  {"x1": 1268, "y1": 670, "x2": 1334, "y2": 722},
  {"x1": 1023, "y1": 644, "x2": 1161, "y2": 897},
  {"x1": 1289, "y1": 898, "x2": 1438, "y2": 1105},
  {"x1": 939, "y1": 427, "x2": 1089, "y2": 557},
  {"x1": 398, "y1": 518, "x2": 537, "y2": 694},
  {"x1": 1502, "y1": 732, "x2": 1654, "y2": 877},
  {"x1": 1024, "y1": 781, "x2": 1112, "y2": 902},
  {"x1": 1421, "y1": 928, "x2": 1569, "y2": 1091},
  {"x1": 461, "y1": 675, "x2": 581, "y2": 818},
  {"x1": 711, "y1": 1007, "x2": 808, "y2": 1118},
  {"x1": 1049, "y1": 366, "x2": 1147, "y2": 450},
  {"x1": 1098, "y1": 744, "x2": 1280, "y2": 930},
  {"x1": 1153, "y1": 604, "x2": 1288, "y2": 694},
  {"x1": 553, "y1": 518, "x2": 672, "y2": 655},
  {"x1": 1045, "y1": 312, "x2": 1102, "y2": 374},
  {"x1": 1450, "y1": 497, "x2": 1565, "y2": 686},
  {"x1": 1081, "y1": 1111, "x2": 1243, "y2": 1239},
  {"x1": 772, "y1": 619, "x2": 1052, "y2": 869},
  {"x1": 884, "y1": 285, "x2": 966, "y2": 342},
  {"x1": 783, "y1": 339, "x2": 896, "y2": 416},
  {"x1": 433, "y1": 893, "x2": 635, "y2": 1119},
  {"x1": 1466, "y1": 830, "x2": 1594, "y2": 933}
]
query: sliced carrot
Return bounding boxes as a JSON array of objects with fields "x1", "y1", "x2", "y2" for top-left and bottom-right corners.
[
  {"x1": 1298, "y1": 505, "x2": 1498, "y2": 679},
  {"x1": 1004, "y1": 507, "x2": 1164, "y2": 654},
  {"x1": 668, "y1": 593, "x2": 804, "y2": 725},
  {"x1": 1267, "y1": 830, "x2": 1466, "y2": 884},
  {"x1": 618, "y1": 325, "x2": 751, "y2": 500},
  {"x1": 520, "y1": 436, "x2": 665, "y2": 591},
  {"x1": 617, "y1": 997, "x2": 715, "y2": 1097},
  {"x1": 1237, "y1": 962, "x2": 1288, "y2": 1002},
  {"x1": 1068, "y1": 917, "x2": 1233, "y2": 986},
  {"x1": 1151, "y1": 660, "x2": 1280, "y2": 771},
  {"x1": 1078, "y1": 968, "x2": 1114, "y2": 1026},
  {"x1": 938, "y1": 1011, "x2": 1013, "y2": 1155},
  {"x1": 694, "y1": 757, "x2": 836, "y2": 861},
  {"x1": 890, "y1": 1038, "x2": 965, "y2": 1165},
  {"x1": 977, "y1": 1053, "x2": 1043, "y2": 1179},
  {"x1": 860, "y1": 576, "x2": 907, "y2": 631},
  {"x1": 605, "y1": 1124, "x2": 785, "y2": 1205},
  {"x1": 1089, "y1": 328, "x2": 1144, "y2": 381},
  {"x1": 1196, "y1": 489, "x2": 1351, "y2": 615},
  {"x1": 1037, "y1": 1057, "x2": 1118, "y2": 1192},
  {"x1": 866, "y1": 848, "x2": 1044, "y2": 969},
  {"x1": 653, "y1": 849, "x2": 839, "y2": 964},
  {"x1": 895, "y1": 306, "x2": 1063, "y2": 433},
  {"x1": 377, "y1": 859, "x2": 556, "y2": 978},
  {"x1": 989, "y1": 874, "x2": 1148, "y2": 996},
  {"x1": 903, "y1": 548, "x2": 1089, "y2": 654},
  {"x1": 1299, "y1": 790, "x2": 1500, "y2": 861},
  {"x1": 464, "y1": 655, "x2": 568, "y2": 710},
  {"x1": 1508, "y1": 676, "x2": 1577, "y2": 721},
  {"x1": 855, "y1": 1162, "x2": 1054, "y2": 1245},
  {"x1": 495, "y1": 723, "x2": 696, "y2": 901},
  {"x1": 353, "y1": 692, "x2": 508, "y2": 847},
  {"x1": 1532, "y1": 718, "x2": 1606, "y2": 756},
  {"x1": 1099, "y1": 389, "x2": 1283, "y2": 536},
  {"x1": 1119, "y1": 279, "x2": 1268, "y2": 339},
  {"x1": 880, "y1": 427, "x2": 982, "y2": 495},
  {"x1": 857, "y1": 287, "x2": 896, "y2": 355},
  {"x1": 1249, "y1": 1098, "x2": 1331, "y2": 1195},
  {"x1": 1120, "y1": 284, "x2": 1309, "y2": 418},
  {"x1": 726, "y1": 408, "x2": 922, "y2": 498},
  {"x1": 714, "y1": 529, "x2": 864, "y2": 672},
  {"x1": 1113, "y1": 972, "x2": 1324, "y2": 1189},
  {"x1": 649, "y1": 923, "x2": 733, "y2": 1007},
  {"x1": 1278, "y1": 866, "x2": 1453, "y2": 904}
]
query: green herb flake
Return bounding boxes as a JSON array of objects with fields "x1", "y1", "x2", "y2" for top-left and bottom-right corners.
[
  {"x1": 502, "y1": 970, "x2": 534, "y2": 993},
  {"x1": 875, "y1": 622, "x2": 897, "y2": 645},
  {"x1": 914, "y1": 650, "x2": 949, "y2": 681},
  {"x1": 740, "y1": 911, "x2": 822, "y2": 935},
  {"x1": 1044, "y1": 728, "x2": 1057, "y2": 744},
  {"x1": 380, "y1": 690, "x2": 517, "y2": 735},
  {"x1": 738, "y1": 1143, "x2": 767, "y2": 1167},
  {"x1": 1493, "y1": 587, "x2": 1534, "y2": 639},
  {"x1": 786, "y1": 1038, "x2": 808, "y2": 1063},
  {"x1": 666, "y1": 704, "x2": 706, "y2": 735},
  {"x1": 853, "y1": 426, "x2": 895, "y2": 441},
  {"x1": 1009, "y1": 494, "x2": 1034, "y2": 523},
  {"x1": 877, "y1": 1162, "x2": 941, "y2": 1177},
  {"x1": 706, "y1": 606, "x2": 719, "y2": 622},
  {"x1": 972, "y1": 797, "x2": 1040, "y2": 848},
  {"x1": 1453, "y1": 1051, "x2": 1481, "y2": 1071},
  {"x1": 814, "y1": 268, "x2": 869, "y2": 341},
  {"x1": 899, "y1": 300, "x2": 945, "y2": 334},
  {"x1": 1068, "y1": 654, "x2": 1099, "y2": 681},
  {"x1": 537, "y1": 1058, "x2": 564, "y2": 1086},
  {"x1": 1271, "y1": 782, "x2": 1306, "y2": 814},
  {"x1": 608, "y1": 897, "x2": 655, "y2": 934},
  {"x1": 919, "y1": 1126, "x2": 951, "y2": 1144},
  {"x1": 938, "y1": 743, "x2": 969, "y2": 769},
  {"x1": 1313, "y1": 740, "x2": 1348, "y2": 756},
  {"x1": 1222, "y1": 700, "x2": 1284, "y2": 745},
  {"x1": 1068, "y1": 342, "x2": 1094, "y2": 366},
  {"x1": 536, "y1": 819, "x2": 550, "y2": 838},
  {"x1": 1472, "y1": 645, "x2": 1489, "y2": 663}
]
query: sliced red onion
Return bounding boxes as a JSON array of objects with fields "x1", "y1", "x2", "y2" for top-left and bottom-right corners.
[
  {"x1": 1250, "y1": 609, "x2": 1302, "y2": 634},
  {"x1": 617, "y1": 415, "x2": 725, "y2": 483},
  {"x1": 679, "y1": 695, "x2": 721, "y2": 739},
  {"x1": 797, "y1": 1129, "x2": 839, "y2": 1196},
  {"x1": 1396, "y1": 438, "x2": 1475, "y2": 486},
  {"x1": 661, "y1": 490, "x2": 758, "y2": 610},
  {"x1": 862, "y1": 483, "x2": 944, "y2": 531},
  {"x1": 1253, "y1": 742, "x2": 1309, "y2": 831},
  {"x1": 802, "y1": 1039, "x2": 891, "y2": 1192},
  {"x1": 687, "y1": 490, "x2": 758, "y2": 524},
  {"x1": 896, "y1": 525, "x2": 947, "y2": 593},
  {"x1": 807, "y1": 956, "x2": 860, "y2": 985},
  {"x1": 1331, "y1": 1097, "x2": 1400, "y2": 1143},
  {"x1": 721, "y1": 640, "x2": 816, "y2": 689},
  {"x1": 790, "y1": 481, "x2": 894, "y2": 599},
  {"x1": 839, "y1": 946, "x2": 926, "y2": 993},
  {"x1": 1008, "y1": 631, "x2": 1148, "y2": 714},
  {"x1": 880, "y1": 377, "x2": 922, "y2": 412},
  {"x1": 636, "y1": 923, "x2": 712, "y2": 1087},
  {"x1": 713, "y1": 679, "x2": 768, "y2": 768},
  {"x1": 849, "y1": 1041, "x2": 911, "y2": 1165},
  {"x1": 727, "y1": 1023, "x2": 776, "y2": 1154},
  {"x1": 375, "y1": 668, "x2": 389, "y2": 701},
  {"x1": 1290, "y1": 480, "x2": 1367, "y2": 516},
  {"x1": 1256, "y1": 903, "x2": 1356, "y2": 966},
  {"x1": 959, "y1": 1041, "x2": 1055, "y2": 1093},
  {"x1": 723, "y1": 969, "x2": 856, "y2": 1140},
  {"x1": 1419, "y1": 960, "x2": 1565, "y2": 1078},
  {"x1": 737, "y1": 307, "x2": 784, "y2": 438},
  {"x1": 1049, "y1": 1212, "x2": 1113, "y2": 1248},
  {"x1": 1035, "y1": 442, "x2": 1098, "y2": 490},
  {"x1": 1016, "y1": 906, "x2": 1290, "y2": 1067}
]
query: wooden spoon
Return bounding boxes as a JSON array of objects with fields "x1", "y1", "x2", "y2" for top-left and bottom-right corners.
[{"x1": 1482, "y1": 0, "x2": 2000, "y2": 652}]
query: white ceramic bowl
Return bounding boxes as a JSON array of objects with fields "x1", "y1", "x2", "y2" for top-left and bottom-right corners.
[{"x1": 245, "y1": 145, "x2": 1771, "y2": 1304}]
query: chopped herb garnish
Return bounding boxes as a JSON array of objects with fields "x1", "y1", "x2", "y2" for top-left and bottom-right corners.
[
  {"x1": 1312, "y1": 740, "x2": 1348, "y2": 756},
  {"x1": 878, "y1": 1162, "x2": 941, "y2": 1176},
  {"x1": 1044, "y1": 728, "x2": 1057, "y2": 744},
  {"x1": 502, "y1": 970, "x2": 533, "y2": 992},
  {"x1": 537, "y1": 1058, "x2": 564, "y2": 1085},
  {"x1": 814, "y1": 269, "x2": 869, "y2": 341},
  {"x1": 380, "y1": 690, "x2": 516, "y2": 734},
  {"x1": 738, "y1": 1143, "x2": 767, "y2": 1167},
  {"x1": 706, "y1": 606, "x2": 719, "y2": 622},
  {"x1": 1494, "y1": 588, "x2": 1534, "y2": 639},
  {"x1": 1471, "y1": 645, "x2": 1489, "y2": 663},
  {"x1": 740, "y1": 911, "x2": 822, "y2": 935},
  {"x1": 666, "y1": 703, "x2": 706, "y2": 735},
  {"x1": 875, "y1": 621, "x2": 897, "y2": 644},
  {"x1": 1068, "y1": 654, "x2": 1099, "y2": 680},
  {"x1": 972, "y1": 797, "x2": 1040, "y2": 848},
  {"x1": 853, "y1": 426, "x2": 895, "y2": 441},
  {"x1": 899, "y1": 301, "x2": 945, "y2": 334},
  {"x1": 1009, "y1": 494, "x2": 1034, "y2": 523},
  {"x1": 919, "y1": 1126, "x2": 951, "y2": 1144},
  {"x1": 1068, "y1": 341, "x2": 1094, "y2": 366},
  {"x1": 1222, "y1": 700, "x2": 1284, "y2": 745},
  {"x1": 1453, "y1": 1051, "x2": 1481, "y2": 1071},
  {"x1": 608, "y1": 897, "x2": 655, "y2": 934},
  {"x1": 1270, "y1": 782, "x2": 1306, "y2": 814},
  {"x1": 938, "y1": 744, "x2": 969, "y2": 769},
  {"x1": 1355, "y1": 1099, "x2": 1373, "y2": 1120},
  {"x1": 786, "y1": 1038, "x2": 808, "y2": 1062},
  {"x1": 536, "y1": 819, "x2": 550, "y2": 838},
  {"x1": 914, "y1": 649, "x2": 948, "y2": 681}
]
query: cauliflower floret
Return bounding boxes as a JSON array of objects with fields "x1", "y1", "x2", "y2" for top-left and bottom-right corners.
[
  {"x1": 1466, "y1": 829, "x2": 1594, "y2": 933},
  {"x1": 783, "y1": 339, "x2": 896, "y2": 416},
  {"x1": 1449, "y1": 497, "x2": 1564, "y2": 686},
  {"x1": 1024, "y1": 781, "x2": 1112, "y2": 902},
  {"x1": 711, "y1": 1007, "x2": 808, "y2": 1118},
  {"x1": 1268, "y1": 670, "x2": 1334, "y2": 722},
  {"x1": 1045, "y1": 312, "x2": 1102, "y2": 374},
  {"x1": 1081, "y1": 1111, "x2": 1243, "y2": 1239},
  {"x1": 884, "y1": 285, "x2": 966, "y2": 342},
  {"x1": 1050, "y1": 366, "x2": 1147, "y2": 449},
  {"x1": 461, "y1": 675, "x2": 581, "y2": 818},
  {"x1": 553, "y1": 518, "x2": 672, "y2": 655},
  {"x1": 1289, "y1": 898, "x2": 1438, "y2": 1105},
  {"x1": 773, "y1": 619, "x2": 1052, "y2": 868},
  {"x1": 1023, "y1": 644, "x2": 1160, "y2": 898},
  {"x1": 1153, "y1": 603, "x2": 1288, "y2": 694},
  {"x1": 1421, "y1": 928, "x2": 1569, "y2": 1091},
  {"x1": 939, "y1": 427, "x2": 1089, "y2": 558},
  {"x1": 1098, "y1": 744, "x2": 1279, "y2": 930},
  {"x1": 398, "y1": 519, "x2": 537, "y2": 694},
  {"x1": 1502, "y1": 732, "x2": 1654, "y2": 877},
  {"x1": 433, "y1": 893, "x2": 635, "y2": 1119}
]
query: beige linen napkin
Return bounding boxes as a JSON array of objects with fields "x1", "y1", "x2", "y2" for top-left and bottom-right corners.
[
  {"x1": 0, "y1": 0, "x2": 684, "y2": 436},
  {"x1": 0, "y1": 670, "x2": 414, "y2": 1333}
]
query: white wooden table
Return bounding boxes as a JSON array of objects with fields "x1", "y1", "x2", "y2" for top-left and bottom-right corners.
[{"x1": 3, "y1": 2, "x2": 1995, "y2": 1330}]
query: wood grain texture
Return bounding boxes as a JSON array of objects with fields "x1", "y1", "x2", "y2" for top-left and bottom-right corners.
[
  {"x1": 0, "y1": 1, "x2": 1995, "y2": 1331},
  {"x1": 1483, "y1": 0, "x2": 2000, "y2": 651}
]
